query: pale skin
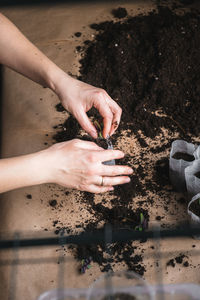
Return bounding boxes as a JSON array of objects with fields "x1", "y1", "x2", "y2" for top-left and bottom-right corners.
[{"x1": 0, "y1": 13, "x2": 133, "y2": 193}]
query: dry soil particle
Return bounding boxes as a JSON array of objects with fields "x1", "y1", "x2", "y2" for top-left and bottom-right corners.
[
  {"x1": 167, "y1": 259, "x2": 175, "y2": 267},
  {"x1": 55, "y1": 103, "x2": 65, "y2": 112},
  {"x1": 74, "y1": 32, "x2": 82, "y2": 37},
  {"x1": 49, "y1": 199, "x2": 57, "y2": 207}
]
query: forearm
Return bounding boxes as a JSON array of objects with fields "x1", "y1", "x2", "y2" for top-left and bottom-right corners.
[
  {"x1": 0, "y1": 13, "x2": 69, "y2": 91},
  {"x1": 0, "y1": 150, "x2": 48, "y2": 193}
]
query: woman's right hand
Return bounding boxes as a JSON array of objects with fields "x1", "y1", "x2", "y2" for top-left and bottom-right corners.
[{"x1": 43, "y1": 139, "x2": 133, "y2": 193}]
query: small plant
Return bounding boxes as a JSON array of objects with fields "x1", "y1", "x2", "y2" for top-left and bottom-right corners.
[
  {"x1": 135, "y1": 213, "x2": 147, "y2": 231},
  {"x1": 94, "y1": 120, "x2": 103, "y2": 139},
  {"x1": 80, "y1": 257, "x2": 92, "y2": 274}
]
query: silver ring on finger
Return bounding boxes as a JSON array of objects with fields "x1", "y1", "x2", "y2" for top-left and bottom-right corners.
[{"x1": 101, "y1": 176, "x2": 104, "y2": 186}]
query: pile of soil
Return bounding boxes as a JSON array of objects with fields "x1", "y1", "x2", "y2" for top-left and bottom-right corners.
[
  {"x1": 79, "y1": 6, "x2": 200, "y2": 141},
  {"x1": 52, "y1": 2, "x2": 200, "y2": 275}
]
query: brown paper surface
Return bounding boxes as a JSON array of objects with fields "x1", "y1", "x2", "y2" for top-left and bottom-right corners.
[{"x1": 0, "y1": 1, "x2": 200, "y2": 299}]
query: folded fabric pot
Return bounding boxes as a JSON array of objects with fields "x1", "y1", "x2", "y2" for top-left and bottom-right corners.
[
  {"x1": 185, "y1": 159, "x2": 200, "y2": 197},
  {"x1": 169, "y1": 140, "x2": 197, "y2": 192},
  {"x1": 188, "y1": 193, "x2": 200, "y2": 240}
]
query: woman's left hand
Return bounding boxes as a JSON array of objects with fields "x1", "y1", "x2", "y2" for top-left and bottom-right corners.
[{"x1": 54, "y1": 74, "x2": 122, "y2": 139}]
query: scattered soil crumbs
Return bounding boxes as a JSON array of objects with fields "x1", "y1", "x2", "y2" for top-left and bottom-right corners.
[
  {"x1": 74, "y1": 206, "x2": 149, "y2": 274},
  {"x1": 52, "y1": 2, "x2": 200, "y2": 275},
  {"x1": 167, "y1": 254, "x2": 189, "y2": 267}
]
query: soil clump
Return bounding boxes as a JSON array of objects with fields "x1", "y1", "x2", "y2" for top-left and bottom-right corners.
[
  {"x1": 111, "y1": 7, "x2": 128, "y2": 19},
  {"x1": 172, "y1": 152, "x2": 195, "y2": 161}
]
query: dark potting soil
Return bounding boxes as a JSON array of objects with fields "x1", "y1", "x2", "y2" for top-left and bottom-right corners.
[
  {"x1": 55, "y1": 103, "x2": 65, "y2": 112},
  {"x1": 74, "y1": 31, "x2": 82, "y2": 37},
  {"x1": 194, "y1": 171, "x2": 200, "y2": 179},
  {"x1": 79, "y1": 6, "x2": 200, "y2": 140},
  {"x1": 183, "y1": 261, "x2": 189, "y2": 267},
  {"x1": 167, "y1": 259, "x2": 175, "y2": 267},
  {"x1": 74, "y1": 206, "x2": 148, "y2": 274},
  {"x1": 172, "y1": 152, "x2": 195, "y2": 162},
  {"x1": 175, "y1": 254, "x2": 186, "y2": 264},
  {"x1": 52, "y1": 3, "x2": 200, "y2": 274},
  {"x1": 190, "y1": 198, "x2": 200, "y2": 216},
  {"x1": 111, "y1": 7, "x2": 128, "y2": 19},
  {"x1": 167, "y1": 254, "x2": 188, "y2": 267},
  {"x1": 49, "y1": 199, "x2": 57, "y2": 207},
  {"x1": 102, "y1": 293, "x2": 136, "y2": 300}
]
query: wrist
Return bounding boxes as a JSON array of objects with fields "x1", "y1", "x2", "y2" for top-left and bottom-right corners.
[
  {"x1": 31, "y1": 148, "x2": 55, "y2": 185},
  {"x1": 0, "y1": 150, "x2": 52, "y2": 193},
  {"x1": 45, "y1": 64, "x2": 73, "y2": 97},
  {"x1": 28, "y1": 150, "x2": 47, "y2": 185}
]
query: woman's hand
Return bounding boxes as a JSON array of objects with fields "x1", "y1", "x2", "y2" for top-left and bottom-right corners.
[
  {"x1": 53, "y1": 74, "x2": 122, "y2": 139},
  {"x1": 0, "y1": 139, "x2": 132, "y2": 194},
  {"x1": 44, "y1": 139, "x2": 133, "y2": 193},
  {"x1": 0, "y1": 14, "x2": 121, "y2": 138}
]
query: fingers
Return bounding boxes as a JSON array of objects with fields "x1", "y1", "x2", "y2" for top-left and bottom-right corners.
[
  {"x1": 82, "y1": 175, "x2": 131, "y2": 193},
  {"x1": 101, "y1": 176, "x2": 131, "y2": 186},
  {"x1": 108, "y1": 97, "x2": 122, "y2": 136},
  {"x1": 93, "y1": 93, "x2": 113, "y2": 139},
  {"x1": 100, "y1": 165, "x2": 133, "y2": 176},
  {"x1": 87, "y1": 184, "x2": 114, "y2": 194},
  {"x1": 74, "y1": 139, "x2": 103, "y2": 151},
  {"x1": 95, "y1": 149, "x2": 125, "y2": 162},
  {"x1": 93, "y1": 91, "x2": 122, "y2": 138},
  {"x1": 74, "y1": 109, "x2": 98, "y2": 139}
]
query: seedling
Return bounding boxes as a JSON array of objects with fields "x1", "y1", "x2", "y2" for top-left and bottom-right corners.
[
  {"x1": 80, "y1": 257, "x2": 92, "y2": 274},
  {"x1": 94, "y1": 120, "x2": 103, "y2": 139},
  {"x1": 135, "y1": 213, "x2": 147, "y2": 231}
]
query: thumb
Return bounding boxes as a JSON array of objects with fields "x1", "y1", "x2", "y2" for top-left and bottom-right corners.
[{"x1": 74, "y1": 109, "x2": 98, "y2": 138}]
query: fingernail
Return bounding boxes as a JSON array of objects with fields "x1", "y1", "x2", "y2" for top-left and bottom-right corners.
[
  {"x1": 128, "y1": 168, "x2": 133, "y2": 174},
  {"x1": 125, "y1": 177, "x2": 131, "y2": 183},
  {"x1": 109, "y1": 187, "x2": 114, "y2": 191},
  {"x1": 92, "y1": 130, "x2": 98, "y2": 138}
]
